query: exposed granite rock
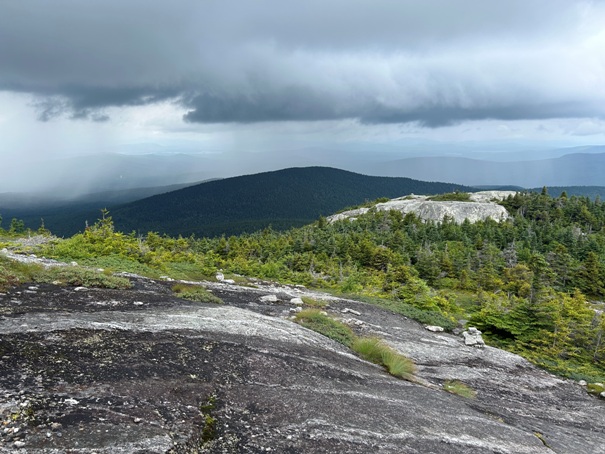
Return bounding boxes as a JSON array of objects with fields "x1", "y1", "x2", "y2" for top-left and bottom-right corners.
[
  {"x1": 0, "y1": 272, "x2": 603, "y2": 453},
  {"x1": 462, "y1": 327, "x2": 486, "y2": 348},
  {"x1": 327, "y1": 191, "x2": 516, "y2": 224}
]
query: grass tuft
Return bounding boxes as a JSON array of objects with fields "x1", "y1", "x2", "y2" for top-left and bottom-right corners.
[
  {"x1": 381, "y1": 349, "x2": 416, "y2": 379},
  {"x1": 443, "y1": 379, "x2": 477, "y2": 398},
  {"x1": 352, "y1": 336, "x2": 415, "y2": 379}
]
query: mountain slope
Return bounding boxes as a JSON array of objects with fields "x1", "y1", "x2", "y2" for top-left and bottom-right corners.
[{"x1": 110, "y1": 167, "x2": 472, "y2": 237}]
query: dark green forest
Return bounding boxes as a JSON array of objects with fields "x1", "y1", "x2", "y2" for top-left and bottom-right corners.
[
  {"x1": 2, "y1": 189, "x2": 601, "y2": 382},
  {"x1": 1, "y1": 167, "x2": 474, "y2": 237}
]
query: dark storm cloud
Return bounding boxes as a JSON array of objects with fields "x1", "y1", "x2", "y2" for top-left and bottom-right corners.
[{"x1": 1, "y1": 0, "x2": 603, "y2": 125}]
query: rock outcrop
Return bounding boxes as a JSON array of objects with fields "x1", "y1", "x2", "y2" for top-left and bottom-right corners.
[
  {"x1": 328, "y1": 191, "x2": 516, "y2": 224},
  {"x1": 1, "y1": 269, "x2": 604, "y2": 453}
]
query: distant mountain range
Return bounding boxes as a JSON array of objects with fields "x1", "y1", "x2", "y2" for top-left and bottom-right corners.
[
  {"x1": 3, "y1": 167, "x2": 471, "y2": 237},
  {"x1": 3, "y1": 146, "x2": 605, "y2": 196},
  {"x1": 3, "y1": 166, "x2": 605, "y2": 238},
  {"x1": 365, "y1": 152, "x2": 605, "y2": 187}
]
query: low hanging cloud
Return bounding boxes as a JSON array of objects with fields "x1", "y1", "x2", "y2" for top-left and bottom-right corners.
[{"x1": 1, "y1": 0, "x2": 604, "y2": 126}]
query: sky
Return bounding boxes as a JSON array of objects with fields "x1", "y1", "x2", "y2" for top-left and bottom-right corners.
[{"x1": 1, "y1": 0, "x2": 605, "y2": 188}]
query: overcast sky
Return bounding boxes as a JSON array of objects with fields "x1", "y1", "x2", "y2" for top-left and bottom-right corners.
[{"x1": 1, "y1": 0, "x2": 605, "y2": 168}]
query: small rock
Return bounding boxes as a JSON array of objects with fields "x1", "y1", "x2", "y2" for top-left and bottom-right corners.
[
  {"x1": 462, "y1": 327, "x2": 485, "y2": 348},
  {"x1": 290, "y1": 297, "x2": 304, "y2": 305},
  {"x1": 289, "y1": 307, "x2": 302, "y2": 313},
  {"x1": 216, "y1": 272, "x2": 225, "y2": 281},
  {"x1": 50, "y1": 422, "x2": 62, "y2": 430},
  {"x1": 14, "y1": 441, "x2": 25, "y2": 448},
  {"x1": 74, "y1": 287, "x2": 88, "y2": 292},
  {"x1": 260, "y1": 295, "x2": 278, "y2": 303},
  {"x1": 342, "y1": 308, "x2": 361, "y2": 316},
  {"x1": 133, "y1": 417, "x2": 142, "y2": 424},
  {"x1": 70, "y1": 261, "x2": 78, "y2": 266},
  {"x1": 425, "y1": 325, "x2": 445, "y2": 332},
  {"x1": 600, "y1": 392, "x2": 605, "y2": 399},
  {"x1": 64, "y1": 398, "x2": 79, "y2": 406},
  {"x1": 579, "y1": 380, "x2": 587, "y2": 386},
  {"x1": 223, "y1": 279, "x2": 235, "y2": 284},
  {"x1": 354, "y1": 320, "x2": 364, "y2": 326},
  {"x1": 133, "y1": 301, "x2": 144, "y2": 306}
]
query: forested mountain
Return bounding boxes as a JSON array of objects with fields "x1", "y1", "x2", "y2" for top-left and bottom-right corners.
[{"x1": 109, "y1": 167, "x2": 472, "y2": 237}]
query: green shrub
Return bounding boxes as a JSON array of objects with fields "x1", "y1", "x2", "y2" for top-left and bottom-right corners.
[
  {"x1": 443, "y1": 380, "x2": 477, "y2": 398},
  {"x1": 301, "y1": 296, "x2": 327, "y2": 308},
  {"x1": 342, "y1": 294, "x2": 457, "y2": 331},
  {"x1": 34, "y1": 266, "x2": 132, "y2": 289},
  {"x1": 294, "y1": 309, "x2": 356, "y2": 346},
  {"x1": 586, "y1": 383, "x2": 605, "y2": 396},
  {"x1": 172, "y1": 284, "x2": 223, "y2": 304},
  {"x1": 0, "y1": 258, "x2": 44, "y2": 291},
  {"x1": 428, "y1": 192, "x2": 471, "y2": 202}
]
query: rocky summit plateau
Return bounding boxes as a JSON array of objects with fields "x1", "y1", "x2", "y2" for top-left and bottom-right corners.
[
  {"x1": 0, "y1": 252, "x2": 604, "y2": 453},
  {"x1": 328, "y1": 191, "x2": 516, "y2": 225}
]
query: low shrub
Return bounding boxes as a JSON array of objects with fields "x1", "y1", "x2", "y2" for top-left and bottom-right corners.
[
  {"x1": 586, "y1": 383, "x2": 605, "y2": 396},
  {"x1": 301, "y1": 296, "x2": 327, "y2": 308},
  {"x1": 34, "y1": 266, "x2": 132, "y2": 289},
  {"x1": 428, "y1": 192, "x2": 471, "y2": 202},
  {"x1": 172, "y1": 284, "x2": 223, "y2": 304},
  {"x1": 0, "y1": 258, "x2": 44, "y2": 291},
  {"x1": 294, "y1": 309, "x2": 356, "y2": 347}
]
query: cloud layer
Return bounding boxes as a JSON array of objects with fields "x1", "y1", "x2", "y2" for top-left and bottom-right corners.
[{"x1": 1, "y1": 0, "x2": 604, "y2": 126}]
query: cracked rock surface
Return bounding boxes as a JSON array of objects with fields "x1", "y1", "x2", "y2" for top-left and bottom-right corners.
[
  {"x1": 327, "y1": 191, "x2": 515, "y2": 224},
  {"x1": 0, "y1": 273, "x2": 603, "y2": 453}
]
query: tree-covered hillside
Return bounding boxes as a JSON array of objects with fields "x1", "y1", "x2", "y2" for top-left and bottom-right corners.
[
  {"x1": 109, "y1": 167, "x2": 472, "y2": 237},
  {"x1": 3, "y1": 189, "x2": 601, "y2": 383}
]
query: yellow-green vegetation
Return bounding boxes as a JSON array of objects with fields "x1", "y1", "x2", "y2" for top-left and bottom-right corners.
[
  {"x1": 443, "y1": 379, "x2": 477, "y2": 399},
  {"x1": 351, "y1": 336, "x2": 416, "y2": 379},
  {"x1": 34, "y1": 266, "x2": 131, "y2": 289},
  {"x1": 586, "y1": 383, "x2": 605, "y2": 396},
  {"x1": 0, "y1": 254, "x2": 131, "y2": 290},
  {"x1": 3, "y1": 190, "x2": 604, "y2": 383},
  {"x1": 0, "y1": 257, "x2": 40, "y2": 291},
  {"x1": 300, "y1": 296, "x2": 328, "y2": 308},
  {"x1": 198, "y1": 395, "x2": 218, "y2": 444},
  {"x1": 172, "y1": 284, "x2": 223, "y2": 304},
  {"x1": 294, "y1": 309, "x2": 356, "y2": 347},
  {"x1": 428, "y1": 191, "x2": 471, "y2": 202},
  {"x1": 293, "y1": 312, "x2": 416, "y2": 380}
]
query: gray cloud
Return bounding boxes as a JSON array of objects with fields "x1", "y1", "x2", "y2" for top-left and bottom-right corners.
[{"x1": 1, "y1": 0, "x2": 603, "y2": 126}]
